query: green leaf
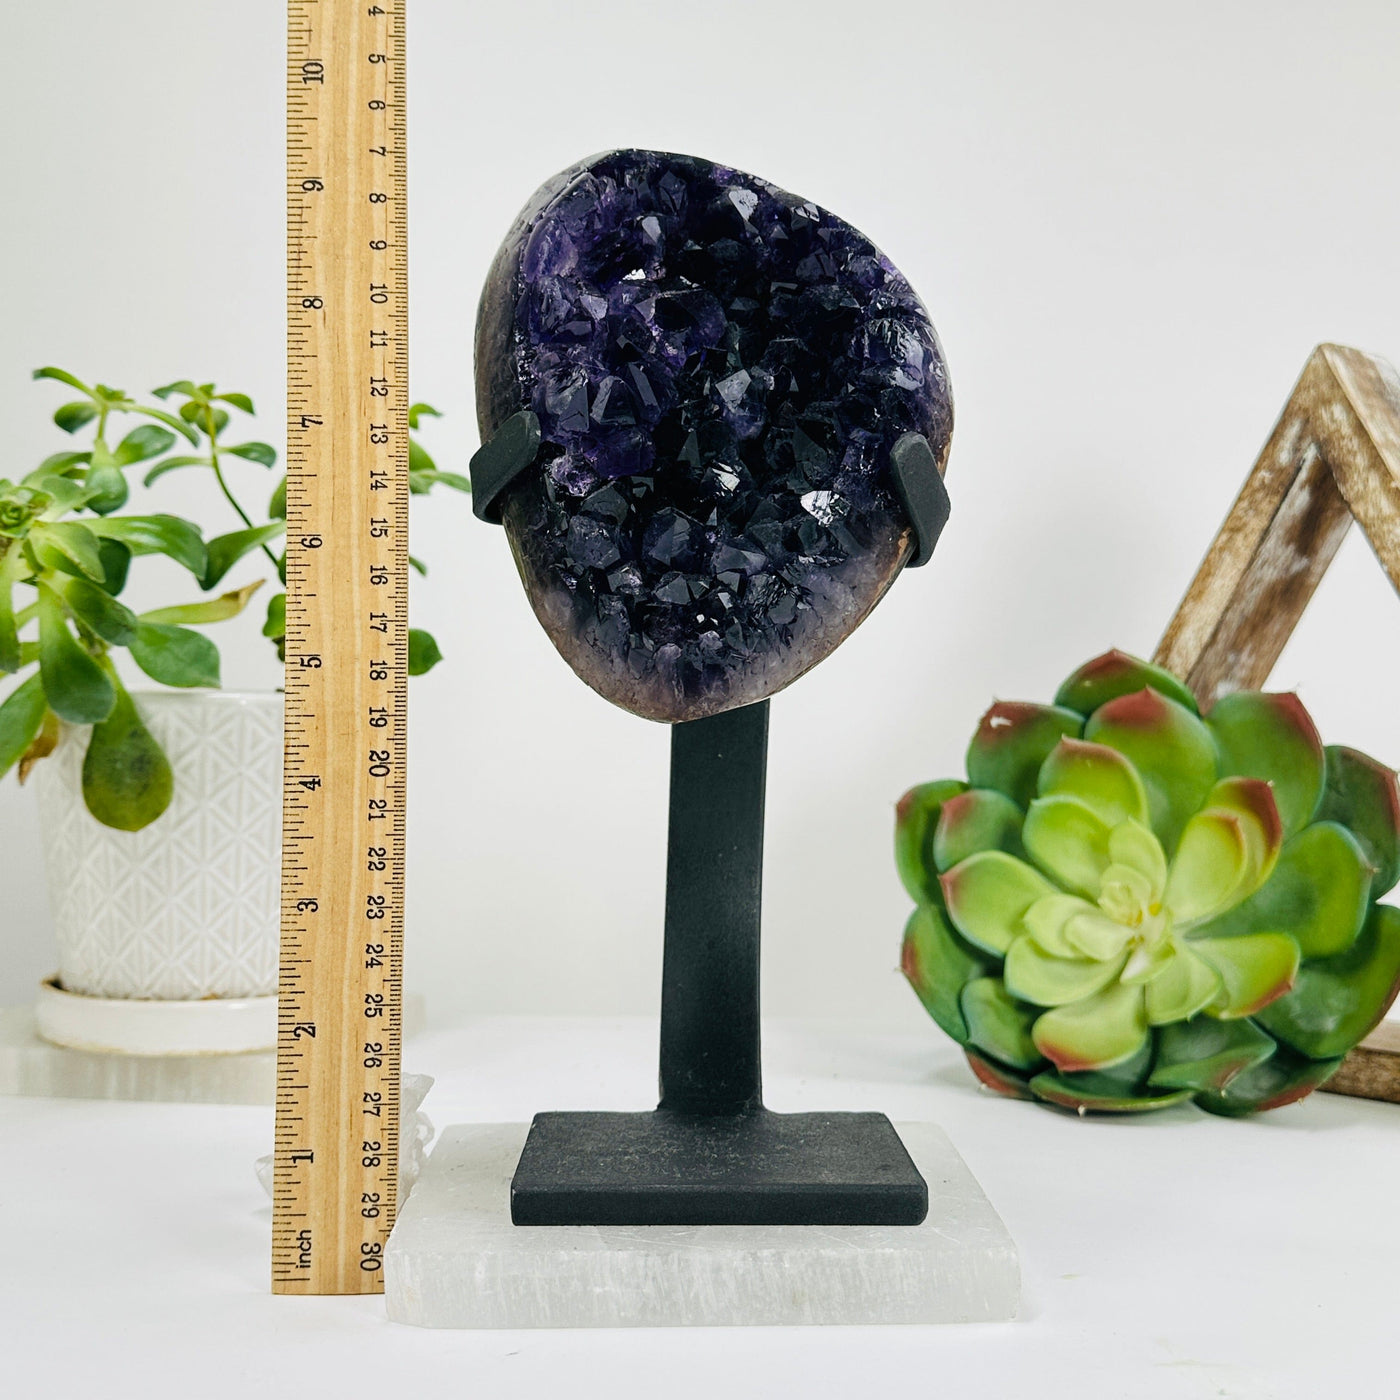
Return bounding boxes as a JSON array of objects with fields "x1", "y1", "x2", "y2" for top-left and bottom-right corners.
[
  {"x1": 1022, "y1": 794, "x2": 1112, "y2": 898},
  {"x1": 932, "y1": 788, "x2": 1024, "y2": 872},
  {"x1": 1003, "y1": 935, "x2": 1126, "y2": 1007},
  {"x1": 33, "y1": 366, "x2": 93, "y2": 394},
  {"x1": 1036, "y1": 737, "x2": 1149, "y2": 828},
  {"x1": 966, "y1": 701, "x2": 1082, "y2": 809},
  {"x1": 268, "y1": 476, "x2": 287, "y2": 520},
  {"x1": 53, "y1": 401, "x2": 98, "y2": 434},
  {"x1": 26, "y1": 473, "x2": 91, "y2": 514},
  {"x1": 941, "y1": 850, "x2": 1056, "y2": 955},
  {"x1": 0, "y1": 672, "x2": 48, "y2": 776},
  {"x1": 900, "y1": 904, "x2": 993, "y2": 1044},
  {"x1": 409, "y1": 554, "x2": 428, "y2": 578},
  {"x1": 1029, "y1": 1071, "x2": 1191, "y2": 1114},
  {"x1": 224, "y1": 441, "x2": 277, "y2": 466},
  {"x1": 80, "y1": 682, "x2": 172, "y2": 831},
  {"x1": 965, "y1": 1049, "x2": 1037, "y2": 1101},
  {"x1": 1199, "y1": 777, "x2": 1284, "y2": 900},
  {"x1": 262, "y1": 591, "x2": 286, "y2": 640},
  {"x1": 58, "y1": 576, "x2": 137, "y2": 645},
  {"x1": 895, "y1": 779, "x2": 968, "y2": 903},
  {"x1": 1164, "y1": 808, "x2": 1254, "y2": 926},
  {"x1": 128, "y1": 622, "x2": 220, "y2": 688},
  {"x1": 961, "y1": 977, "x2": 1042, "y2": 1070},
  {"x1": 88, "y1": 515, "x2": 207, "y2": 577},
  {"x1": 1054, "y1": 649, "x2": 1200, "y2": 717},
  {"x1": 152, "y1": 379, "x2": 198, "y2": 400},
  {"x1": 1084, "y1": 688, "x2": 1218, "y2": 856},
  {"x1": 408, "y1": 627, "x2": 442, "y2": 677},
  {"x1": 1031, "y1": 982, "x2": 1148, "y2": 1072},
  {"x1": 1206, "y1": 691, "x2": 1325, "y2": 838},
  {"x1": 1142, "y1": 945, "x2": 1221, "y2": 1025},
  {"x1": 82, "y1": 441, "x2": 128, "y2": 516},
  {"x1": 1030, "y1": 1043, "x2": 1180, "y2": 1113},
  {"x1": 1315, "y1": 745, "x2": 1400, "y2": 896},
  {"x1": 1191, "y1": 821, "x2": 1373, "y2": 959},
  {"x1": 201, "y1": 522, "x2": 285, "y2": 589},
  {"x1": 135, "y1": 404, "x2": 199, "y2": 445},
  {"x1": 409, "y1": 437, "x2": 437, "y2": 483},
  {"x1": 1255, "y1": 904, "x2": 1400, "y2": 1060},
  {"x1": 411, "y1": 468, "x2": 473, "y2": 494},
  {"x1": 31, "y1": 521, "x2": 106, "y2": 581},
  {"x1": 1066, "y1": 901, "x2": 1143, "y2": 964},
  {"x1": 0, "y1": 581, "x2": 18, "y2": 675},
  {"x1": 37, "y1": 584, "x2": 114, "y2": 723},
  {"x1": 1107, "y1": 819, "x2": 1168, "y2": 897},
  {"x1": 1195, "y1": 1044, "x2": 1343, "y2": 1117},
  {"x1": 408, "y1": 402, "x2": 441, "y2": 430},
  {"x1": 1147, "y1": 1016, "x2": 1276, "y2": 1092},
  {"x1": 96, "y1": 538, "x2": 131, "y2": 596},
  {"x1": 142, "y1": 455, "x2": 211, "y2": 486},
  {"x1": 113, "y1": 425, "x2": 177, "y2": 466},
  {"x1": 29, "y1": 450, "x2": 91, "y2": 480},
  {"x1": 140, "y1": 579, "x2": 263, "y2": 627},
  {"x1": 1192, "y1": 932, "x2": 1301, "y2": 1018},
  {"x1": 1023, "y1": 892, "x2": 1110, "y2": 958},
  {"x1": 214, "y1": 392, "x2": 255, "y2": 414},
  {"x1": 180, "y1": 402, "x2": 229, "y2": 438}
]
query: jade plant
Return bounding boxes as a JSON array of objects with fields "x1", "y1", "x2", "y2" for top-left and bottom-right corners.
[
  {"x1": 142, "y1": 383, "x2": 467, "y2": 673},
  {"x1": 896, "y1": 650, "x2": 1400, "y2": 1115},
  {"x1": 0, "y1": 369, "x2": 468, "y2": 832}
]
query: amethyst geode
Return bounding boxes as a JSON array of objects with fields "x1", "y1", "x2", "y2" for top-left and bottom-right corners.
[{"x1": 476, "y1": 149, "x2": 952, "y2": 722}]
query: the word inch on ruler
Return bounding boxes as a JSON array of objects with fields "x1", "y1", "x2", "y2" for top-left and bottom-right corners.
[{"x1": 274, "y1": 0, "x2": 409, "y2": 1296}]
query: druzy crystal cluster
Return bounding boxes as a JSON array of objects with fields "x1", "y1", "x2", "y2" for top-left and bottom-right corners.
[{"x1": 476, "y1": 149, "x2": 952, "y2": 722}]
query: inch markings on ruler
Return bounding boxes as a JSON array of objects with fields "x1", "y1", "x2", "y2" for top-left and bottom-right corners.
[{"x1": 274, "y1": 0, "x2": 409, "y2": 1296}]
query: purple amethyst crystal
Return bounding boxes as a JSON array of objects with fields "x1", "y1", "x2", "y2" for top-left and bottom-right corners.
[{"x1": 476, "y1": 149, "x2": 953, "y2": 722}]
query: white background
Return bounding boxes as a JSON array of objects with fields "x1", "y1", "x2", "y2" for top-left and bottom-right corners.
[{"x1": 3, "y1": 0, "x2": 1399, "y2": 1029}]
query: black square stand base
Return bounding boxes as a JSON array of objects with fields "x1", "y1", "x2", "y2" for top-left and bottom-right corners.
[{"x1": 510, "y1": 1107, "x2": 929, "y2": 1226}]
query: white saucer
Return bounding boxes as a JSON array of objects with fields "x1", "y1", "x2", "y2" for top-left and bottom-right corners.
[{"x1": 33, "y1": 977, "x2": 277, "y2": 1056}]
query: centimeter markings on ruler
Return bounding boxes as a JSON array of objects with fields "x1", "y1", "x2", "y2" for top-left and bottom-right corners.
[{"x1": 273, "y1": 0, "x2": 408, "y2": 1296}]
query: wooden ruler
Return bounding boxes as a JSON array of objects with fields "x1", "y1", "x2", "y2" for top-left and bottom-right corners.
[{"x1": 274, "y1": 0, "x2": 409, "y2": 1295}]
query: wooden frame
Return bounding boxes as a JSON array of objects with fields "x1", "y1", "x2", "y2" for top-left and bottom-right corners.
[{"x1": 1155, "y1": 343, "x2": 1400, "y2": 1101}]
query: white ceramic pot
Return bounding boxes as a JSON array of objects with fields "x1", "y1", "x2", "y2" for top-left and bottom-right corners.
[{"x1": 32, "y1": 691, "x2": 282, "y2": 1051}]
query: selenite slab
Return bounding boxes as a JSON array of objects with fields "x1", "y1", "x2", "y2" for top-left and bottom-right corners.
[
  {"x1": 0, "y1": 994, "x2": 426, "y2": 1105},
  {"x1": 385, "y1": 1121, "x2": 1019, "y2": 1329},
  {"x1": 0, "y1": 1007, "x2": 274, "y2": 1105}
]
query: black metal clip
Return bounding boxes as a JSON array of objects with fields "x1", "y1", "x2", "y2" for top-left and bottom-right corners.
[
  {"x1": 469, "y1": 410, "x2": 541, "y2": 524},
  {"x1": 888, "y1": 432, "x2": 951, "y2": 568}
]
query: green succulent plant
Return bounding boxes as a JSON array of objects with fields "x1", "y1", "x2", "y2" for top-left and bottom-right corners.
[
  {"x1": 1, "y1": 369, "x2": 470, "y2": 832},
  {"x1": 896, "y1": 649, "x2": 1400, "y2": 1115},
  {"x1": 0, "y1": 368, "x2": 280, "y2": 831}
]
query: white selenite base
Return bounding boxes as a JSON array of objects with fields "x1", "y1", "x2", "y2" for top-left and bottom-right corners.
[
  {"x1": 0, "y1": 993, "x2": 426, "y2": 1105},
  {"x1": 384, "y1": 1121, "x2": 1020, "y2": 1329}
]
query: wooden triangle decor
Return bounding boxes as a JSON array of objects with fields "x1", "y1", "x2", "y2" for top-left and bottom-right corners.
[{"x1": 1154, "y1": 343, "x2": 1400, "y2": 1102}]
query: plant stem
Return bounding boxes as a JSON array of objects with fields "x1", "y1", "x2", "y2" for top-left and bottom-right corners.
[{"x1": 207, "y1": 427, "x2": 282, "y2": 572}]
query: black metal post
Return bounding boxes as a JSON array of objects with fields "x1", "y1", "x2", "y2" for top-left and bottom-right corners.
[
  {"x1": 509, "y1": 696, "x2": 927, "y2": 1226},
  {"x1": 658, "y1": 700, "x2": 768, "y2": 1115}
]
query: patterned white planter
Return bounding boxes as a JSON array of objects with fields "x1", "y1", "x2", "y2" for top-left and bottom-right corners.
[{"x1": 34, "y1": 692, "x2": 282, "y2": 1005}]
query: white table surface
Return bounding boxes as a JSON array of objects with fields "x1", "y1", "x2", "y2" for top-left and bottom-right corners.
[{"x1": 6, "y1": 1014, "x2": 1396, "y2": 1399}]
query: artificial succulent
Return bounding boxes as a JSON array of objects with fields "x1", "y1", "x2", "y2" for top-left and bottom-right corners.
[{"x1": 897, "y1": 650, "x2": 1400, "y2": 1115}]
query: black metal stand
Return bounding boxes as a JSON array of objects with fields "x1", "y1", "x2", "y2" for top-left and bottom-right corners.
[{"x1": 510, "y1": 700, "x2": 929, "y2": 1227}]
